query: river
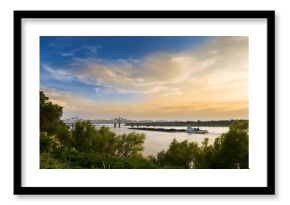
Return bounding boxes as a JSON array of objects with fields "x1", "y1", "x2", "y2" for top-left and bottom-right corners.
[{"x1": 94, "y1": 124, "x2": 229, "y2": 156}]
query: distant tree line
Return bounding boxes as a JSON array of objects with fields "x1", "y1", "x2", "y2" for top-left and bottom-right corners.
[
  {"x1": 40, "y1": 91, "x2": 248, "y2": 169},
  {"x1": 125, "y1": 120, "x2": 248, "y2": 127}
]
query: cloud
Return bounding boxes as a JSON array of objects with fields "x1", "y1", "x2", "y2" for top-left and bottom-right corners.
[
  {"x1": 78, "y1": 45, "x2": 102, "y2": 57},
  {"x1": 43, "y1": 36, "x2": 248, "y2": 100},
  {"x1": 42, "y1": 86, "x2": 248, "y2": 120},
  {"x1": 61, "y1": 52, "x2": 75, "y2": 57},
  {"x1": 41, "y1": 36, "x2": 249, "y2": 120},
  {"x1": 41, "y1": 86, "x2": 104, "y2": 119},
  {"x1": 42, "y1": 64, "x2": 73, "y2": 81},
  {"x1": 67, "y1": 37, "x2": 247, "y2": 98}
]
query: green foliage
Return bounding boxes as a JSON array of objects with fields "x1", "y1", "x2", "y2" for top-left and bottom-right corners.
[
  {"x1": 155, "y1": 139, "x2": 201, "y2": 168},
  {"x1": 40, "y1": 132, "x2": 72, "y2": 168},
  {"x1": 198, "y1": 138, "x2": 214, "y2": 168},
  {"x1": 40, "y1": 91, "x2": 63, "y2": 134},
  {"x1": 209, "y1": 120, "x2": 249, "y2": 169},
  {"x1": 65, "y1": 152, "x2": 158, "y2": 169},
  {"x1": 54, "y1": 122, "x2": 72, "y2": 147},
  {"x1": 154, "y1": 120, "x2": 249, "y2": 169},
  {"x1": 71, "y1": 120, "x2": 100, "y2": 152},
  {"x1": 96, "y1": 126, "x2": 118, "y2": 154},
  {"x1": 40, "y1": 153, "x2": 71, "y2": 169},
  {"x1": 115, "y1": 132, "x2": 145, "y2": 157},
  {"x1": 70, "y1": 120, "x2": 145, "y2": 158},
  {"x1": 40, "y1": 92, "x2": 148, "y2": 168},
  {"x1": 40, "y1": 132, "x2": 59, "y2": 153}
]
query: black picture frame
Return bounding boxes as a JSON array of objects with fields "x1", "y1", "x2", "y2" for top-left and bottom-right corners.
[{"x1": 14, "y1": 10, "x2": 275, "y2": 195}]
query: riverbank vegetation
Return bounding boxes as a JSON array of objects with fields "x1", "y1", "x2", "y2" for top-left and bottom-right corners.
[
  {"x1": 125, "y1": 120, "x2": 248, "y2": 127},
  {"x1": 40, "y1": 91, "x2": 249, "y2": 169}
]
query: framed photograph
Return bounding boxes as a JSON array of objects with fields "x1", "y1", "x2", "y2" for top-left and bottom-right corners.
[{"x1": 14, "y1": 10, "x2": 275, "y2": 195}]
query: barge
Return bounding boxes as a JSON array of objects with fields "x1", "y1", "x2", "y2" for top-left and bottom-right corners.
[{"x1": 128, "y1": 126, "x2": 208, "y2": 134}]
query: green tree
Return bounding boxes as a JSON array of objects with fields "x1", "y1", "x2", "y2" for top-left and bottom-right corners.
[
  {"x1": 71, "y1": 121, "x2": 118, "y2": 154},
  {"x1": 40, "y1": 132, "x2": 72, "y2": 168},
  {"x1": 40, "y1": 91, "x2": 63, "y2": 134},
  {"x1": 156, "y1": 139, "x2": 201, "y2": 168},
  {"x1": 209, "y1": 120, "x2": 249, "y2": 169},
  {"x1": 54, "y1": 122, "x2": 72, "y2": 148},
  {"x1": 40, "y1": 132, "x2": 60, "y2": 153},
  {"x1": 96, "y1": 126, "x2": 118, "y2": 155},
  {"x1": 71, "y1": 120, "x2": 99, "y2": 153},
  {"x1": 198, "y1": 138, "x2": 214, "y2": 168},
  {"x1": 115, "y1": 132, "x2": 145, "y2": 157},
  {"x1": 40, "y1": 91, "x2": 71, "y2": 150},
  {"x1": 154, "y1": 120, "x2": 249, "y2": 169}
]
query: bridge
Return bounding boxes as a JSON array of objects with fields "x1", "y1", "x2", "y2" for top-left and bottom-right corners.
[
  {"x1": 62, "y1": 116, "x2": 135, "y2": 128},
  {"x1": 62, "y1": 116, "x2": 176, "y2": 129}
]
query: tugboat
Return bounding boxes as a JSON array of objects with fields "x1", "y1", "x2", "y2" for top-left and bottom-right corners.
[{"x1": 186, "y1": 125, "x2": 208, "y2": 134}]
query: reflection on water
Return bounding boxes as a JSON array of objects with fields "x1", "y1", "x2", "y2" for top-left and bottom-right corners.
[{"x1": 94, "y1": 124, "x2": 229, "y2": 156}]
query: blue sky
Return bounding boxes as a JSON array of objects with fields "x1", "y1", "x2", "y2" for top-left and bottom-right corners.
[
  {"x1": 40, "y1": 36, "x2": 208, "y2": 62},
  {"x1": 40, "y1": 36, "x2": 248, "y2": 120},
  {"x1": 40, "y1": 36, "x2": 208, "y2": 101}
]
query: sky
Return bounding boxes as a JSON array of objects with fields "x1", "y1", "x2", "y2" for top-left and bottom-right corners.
[{"x1": 40, "y1": 36, "x2": 248, "y2": 120}]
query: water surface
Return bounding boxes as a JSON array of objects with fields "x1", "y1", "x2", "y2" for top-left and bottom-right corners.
[{"x1": 94, "y1": 124, "x2": 229, "y2": 156}]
